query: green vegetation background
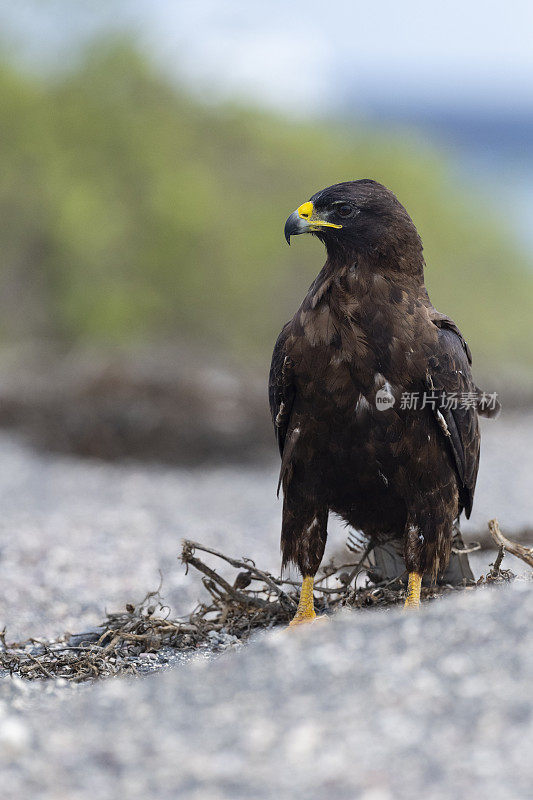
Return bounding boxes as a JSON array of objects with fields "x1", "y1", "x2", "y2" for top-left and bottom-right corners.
[{"x1": 1, "y1": 44, "x2": 532, "y2": 372}]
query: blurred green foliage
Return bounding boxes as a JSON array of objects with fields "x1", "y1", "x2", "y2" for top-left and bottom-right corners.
[{"x1": 0, "y1": 43, "x2": 532, "y2": 370}]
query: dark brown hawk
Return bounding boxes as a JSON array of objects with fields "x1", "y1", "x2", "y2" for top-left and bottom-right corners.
[{"x1": 269, "y1": 180, "x2": 499, "y2": 623}]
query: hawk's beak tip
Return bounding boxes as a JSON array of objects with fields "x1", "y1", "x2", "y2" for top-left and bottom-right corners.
[{"x1": 284, "y1": 209, "x2": 303, "y2": 245}]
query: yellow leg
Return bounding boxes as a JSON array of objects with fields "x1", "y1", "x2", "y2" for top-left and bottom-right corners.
[
  {"x1": 404, "y1": 571, "x2": 422, "y2": 609},
  {"x1": 289, "y1": 575, "x2": 316, "y2": 626}
]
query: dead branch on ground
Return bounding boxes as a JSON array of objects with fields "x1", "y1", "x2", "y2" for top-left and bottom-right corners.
[{"x1": 488, "y1": 519, "x2": 533, "y2": 568}]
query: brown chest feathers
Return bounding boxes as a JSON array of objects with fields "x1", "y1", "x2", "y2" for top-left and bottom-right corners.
[{"x1": 288, "y1": 261, "x2": 437, "y2": 406}]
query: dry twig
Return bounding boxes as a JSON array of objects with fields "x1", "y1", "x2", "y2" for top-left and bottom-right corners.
[{"x1": 488, "y1": 519, "x2": 533, "y2": 568}]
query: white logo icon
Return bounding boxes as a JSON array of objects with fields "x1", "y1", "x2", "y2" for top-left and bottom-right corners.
[{"x1": 375, "y1": 387, "x2": 395, "y2": 411}]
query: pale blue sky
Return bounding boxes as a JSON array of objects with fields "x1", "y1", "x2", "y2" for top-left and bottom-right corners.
[
  {"x1": 2, "y1": 0, "x2": 533, "y2": 115},
  {"x1": 162, "y1": 0, "x2": 533, "y2": 113}
]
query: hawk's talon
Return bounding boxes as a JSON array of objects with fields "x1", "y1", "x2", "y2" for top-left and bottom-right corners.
[{"x1": 288, "y1": 610, "x2": 317, "y2": 627}]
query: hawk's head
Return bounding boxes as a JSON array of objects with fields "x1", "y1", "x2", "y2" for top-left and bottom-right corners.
[{"x1": 284, "y1": 179, "x2": 422, "y2": 263}]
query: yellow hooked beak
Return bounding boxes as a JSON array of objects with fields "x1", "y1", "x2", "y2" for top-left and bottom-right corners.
[{"x1": 284, "y1": 201, "x2": 342, "y2": 244}]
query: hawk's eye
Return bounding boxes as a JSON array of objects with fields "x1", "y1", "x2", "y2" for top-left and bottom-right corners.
[{"x1": 337, "y1": 204, "x2": 353, "y2": 217}]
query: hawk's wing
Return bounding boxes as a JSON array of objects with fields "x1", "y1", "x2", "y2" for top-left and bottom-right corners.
[
  {"x1": 268, "y1": 322, "x2": 295, "y2": 458},
  {"x1": 426, "y1": 314, "x2": 482, "y2": 518}
]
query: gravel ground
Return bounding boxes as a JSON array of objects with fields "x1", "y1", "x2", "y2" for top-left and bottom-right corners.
[
  {"x1": 1, "y1": 582, "x2": 532, "y2": 799},
  {"x1": 0, "y1": 410, "x2": 531, "y2": 798}
]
